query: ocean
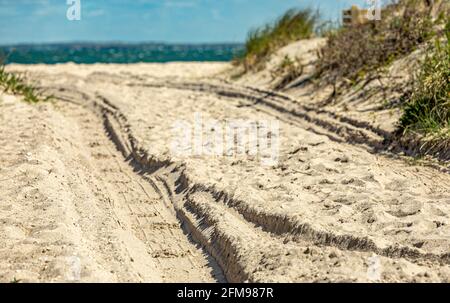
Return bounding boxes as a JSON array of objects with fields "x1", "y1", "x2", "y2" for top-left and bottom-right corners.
[{"x1": 0, "y1": 43, "x2": 244, "y2": 64}]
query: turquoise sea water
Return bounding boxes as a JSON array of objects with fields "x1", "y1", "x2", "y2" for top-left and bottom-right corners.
[{"x1": 0, "y1": 43, "x2": 243, "y2": 64}]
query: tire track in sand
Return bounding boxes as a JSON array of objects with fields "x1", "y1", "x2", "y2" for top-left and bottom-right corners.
[
  {"x1": 57, "y1": 101, "x2": 224, "y2": 282},
  {"x1": 48, "y1": 86, "x2": 450, "y2": 282}
]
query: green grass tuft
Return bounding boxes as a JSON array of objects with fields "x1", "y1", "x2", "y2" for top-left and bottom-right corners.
[
  {"x1": 399, "y1": 19, "x2": 450, "y2": 138},
  {"x1": 236, "y1": 8, "x2": 318, "y2": 71},
  {"x1": 0, "y1": 62, "x2": 49, "y2": 103}
]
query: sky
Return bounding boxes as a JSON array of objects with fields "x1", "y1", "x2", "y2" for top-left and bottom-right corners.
[{"x1": 0, "y1": 0, "x2": 370, "y2": 45}]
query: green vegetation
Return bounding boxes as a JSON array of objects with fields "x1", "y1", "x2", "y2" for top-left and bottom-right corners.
[
  {"x1": 399, "y1": 20, "x2": 450, "y2": 140},
  {"x1": 236, "y1": 8, "x2": 318, "y2": 71},
  {"x1": 234, "y1": 1, "x2": 449, "y2": 159},
  {"x1": 0, "y1": 61, "x2": 48, "y2": 103},
  {"x1": 316, "y1": 0, "x2": 435, "y2": 84}
]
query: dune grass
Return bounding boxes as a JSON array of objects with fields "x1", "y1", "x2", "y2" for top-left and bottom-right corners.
[
  {"x1": 399, "y1": 20, "x2": 450, "y2": 139},
  {"x1": 0, "y1": 61, "x2": 48, "y2": 103},
  {"x1": 236, "y1": 8, "x2": 318, "y2": 71}
]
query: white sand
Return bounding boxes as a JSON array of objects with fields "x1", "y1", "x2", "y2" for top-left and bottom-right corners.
[{"x1": 1, "y1": 61, "x2": 449, "y2": 282}]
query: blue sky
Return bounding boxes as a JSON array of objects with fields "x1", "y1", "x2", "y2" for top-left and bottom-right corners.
[{"x1": 0, "y1": 0, "x2": 370, "y2": 45}]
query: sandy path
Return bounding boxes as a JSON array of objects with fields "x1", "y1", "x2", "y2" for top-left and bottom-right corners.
[
  {"x1": 0, "y1": 91, "x2": 222, "y2": 282},
  {"x1": 2, "y1": 63, "x2": 450, "y2": 282}
]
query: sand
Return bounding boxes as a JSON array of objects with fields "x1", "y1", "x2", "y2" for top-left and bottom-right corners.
[{"x1": 1, "y1": 61, "x2": 449, "y2": 282}]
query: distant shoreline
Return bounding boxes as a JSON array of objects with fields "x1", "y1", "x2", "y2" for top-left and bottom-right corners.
[
  {"x1": 0, "y1": 41, "x2": 244, "y2": 48},
  {"x1": 0, "y1": 42, "x2": 243, "y2": 64}
]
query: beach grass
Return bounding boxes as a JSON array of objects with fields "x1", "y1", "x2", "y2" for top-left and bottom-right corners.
[
  {"x1": 0, "y1": 60, "x2": 48, "y2": 103},
  {"x1": 236, "y1": 8, "x2": 318, "y2": 71},
  {"x1": 399, "y1": 20, "x2": 450, "y2": 141}
]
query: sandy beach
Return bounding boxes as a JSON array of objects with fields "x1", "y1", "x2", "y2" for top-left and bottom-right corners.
[{"x1": 0, "y1": 61, "x2": 449, "y2": 282}]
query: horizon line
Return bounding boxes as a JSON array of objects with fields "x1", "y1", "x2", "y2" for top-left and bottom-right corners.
[{"x1": 0, "y1": 40, "x2": 245, "y2": 47}]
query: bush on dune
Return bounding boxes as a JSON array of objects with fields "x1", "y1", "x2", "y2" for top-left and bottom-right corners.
[
  {"x1": 316, "y1": 0, "x2": 436, "y2": 84},
  {"x1": 314, "y1": 0, "x2": 450, "y2": 155}
]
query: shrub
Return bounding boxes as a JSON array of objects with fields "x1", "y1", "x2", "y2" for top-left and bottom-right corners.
[{"x1": 316, "y1": 0, "x2": 435, "y2": 84}]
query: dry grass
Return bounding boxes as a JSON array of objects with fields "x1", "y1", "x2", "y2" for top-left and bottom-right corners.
[
  {"x1": 315, "y1": 0, "x2": 436, "y2": 84},
  {"x1": 271, "y1": 55, "x2": 304, "y2": 89}
]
